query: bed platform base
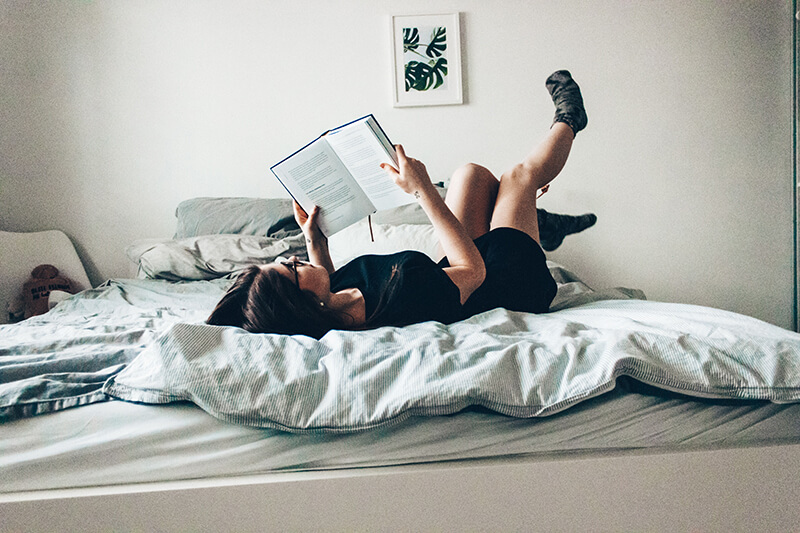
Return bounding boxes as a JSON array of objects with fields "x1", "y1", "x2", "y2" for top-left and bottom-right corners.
[{"x1": 3, "y1": 443, "x2": 799, "y2": 531}]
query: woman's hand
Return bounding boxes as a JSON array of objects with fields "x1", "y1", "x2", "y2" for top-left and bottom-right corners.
[
  {"x1": 380, "y1": 145, "x2": 436, "y2": 198},
  {"x1": 293, "y1": 202, "x2": 326, "y2": 243},
  {"x1": 293, "y1": 201, "x2": 335, "y2": 274}
]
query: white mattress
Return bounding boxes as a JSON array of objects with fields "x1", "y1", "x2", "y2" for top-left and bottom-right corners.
[
  {"x1": 3, "y1": 274, "x2": 799, "y2": 495},
  {"x1": 3, "y1": 383, "x2": 799, "y2": 494}
]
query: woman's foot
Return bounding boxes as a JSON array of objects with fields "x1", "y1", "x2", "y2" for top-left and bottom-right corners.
[
  {"x1": 537, "y1": 209, "x2": 597, "y2": 251},
  {"x1": 546, "y1": 70, "x2": 587, "y2": 137}
]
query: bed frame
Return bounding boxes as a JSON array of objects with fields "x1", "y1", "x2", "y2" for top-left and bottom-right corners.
[{"x1": 3, "y1": 442, "x2": 799, "y2": 531}]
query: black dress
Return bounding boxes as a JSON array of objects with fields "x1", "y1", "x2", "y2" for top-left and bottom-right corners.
[
  {"x1": 330, "y1": 250, "x2": 462, "y2": 328},
  {"x1": 440, "y1": 227, "x2": 557, "y2": 319},
  {"x1": 330, "y1": 227, "x2": 557, "y2": 328}
]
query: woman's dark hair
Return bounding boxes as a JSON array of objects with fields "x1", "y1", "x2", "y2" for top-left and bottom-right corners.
[{"x1": 206, "y1": 265, "x2": 352, "y2": 339}]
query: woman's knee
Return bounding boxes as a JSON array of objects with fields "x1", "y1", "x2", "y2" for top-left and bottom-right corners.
[
  {"x1": 501, "y1": 163, "x2": 543, "y2": 189},
  {"x1": 450, "y1": 163, "x2": 498, "y2": 191}
]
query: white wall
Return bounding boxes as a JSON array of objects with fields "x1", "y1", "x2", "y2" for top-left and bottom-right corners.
[{"x1": 0, "y1": 0, "x2": 794, "y2": 329}]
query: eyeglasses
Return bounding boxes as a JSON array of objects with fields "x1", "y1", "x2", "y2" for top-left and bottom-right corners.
[{"x1": 279, "y1": 258, "x2": 302, "y2": 289}]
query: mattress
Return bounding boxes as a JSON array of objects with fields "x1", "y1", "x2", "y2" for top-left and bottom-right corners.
[
  {"x1": 3, "y1": 379, "x2": 799, "y2": 494},
  {"x1": 3, "y1": 266, "x2": 799, "y2": 495}
]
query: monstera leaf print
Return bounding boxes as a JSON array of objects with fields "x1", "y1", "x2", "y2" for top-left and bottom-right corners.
[
  {"x1": 403, "y1": 26, "x2": 448, "y2": 92},
  {"x1": 425, "y1": 27, "x2": 446, "y2": 58},
  {"x1": 405, "y1": 58, "x2": 448, "y2": 91},
  {"x1": 403, "y1": 28, "x2": 420, "y2": 53}
]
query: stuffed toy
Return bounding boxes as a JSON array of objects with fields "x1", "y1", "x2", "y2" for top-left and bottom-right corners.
[{"x1": 21, "y1": 264, "x2": 74, "y2": 319}]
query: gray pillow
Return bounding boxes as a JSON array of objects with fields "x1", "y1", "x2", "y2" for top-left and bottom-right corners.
[
  {"x1": 174, "y1": 197, "x2": 298, "y2": 239},
  {"x1": 173, "y1": 187, "x2": 446, "y2": 239}
]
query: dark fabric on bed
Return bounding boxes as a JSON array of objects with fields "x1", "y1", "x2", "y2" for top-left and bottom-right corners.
[
  {"x1": 438, "y1": 227, "x2": 557, "y2": 318},
  {"x1": 330, "y1": 251, "x2": 462, "y2": 327}
]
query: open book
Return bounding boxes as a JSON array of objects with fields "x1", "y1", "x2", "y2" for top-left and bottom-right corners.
[{"x1": 270, "y1": 115, "x2": 415, "y2": 237}]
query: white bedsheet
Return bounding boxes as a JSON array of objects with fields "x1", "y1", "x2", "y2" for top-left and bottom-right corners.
[
  {"x1": 4, "y1": 382, "x2": 800, "y2": 494},
  {"x1": 3, "y1": 266, "x2": 800, "y2": 494}
]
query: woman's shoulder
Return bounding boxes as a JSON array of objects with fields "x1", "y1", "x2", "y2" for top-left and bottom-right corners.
[
  {"x1": 342, "y1": 250, "x2": 435, "y2": 271},
  {"x1": 331, "y1": 250, "x2": 436, "y2": 290},
  {"x1": 388, "y1": 249, "x2": 437, "y2": 267}
]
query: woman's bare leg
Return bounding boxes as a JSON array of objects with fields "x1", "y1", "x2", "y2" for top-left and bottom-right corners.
[
  {"x1": 489, "y1": 122, "x2": 574, "y2": 243},
  {"x1": 444, "y1": 163, "x2": 499, "y2": 240},
  {"x1": 489, "y1": 70, "x2": 587, "y2": 243},
  {"x1": 434, "y1": 163, "x2": 499, "y2": 260}
]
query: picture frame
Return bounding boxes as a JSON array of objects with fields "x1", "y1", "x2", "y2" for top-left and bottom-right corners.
[{"x1": 391, "y1": 13, "x2": 463, "y2": 107}]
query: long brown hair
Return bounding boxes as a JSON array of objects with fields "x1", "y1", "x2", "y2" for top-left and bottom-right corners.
[{"x1": 206, "y1": 266, "x2": 352, "y2": 339}]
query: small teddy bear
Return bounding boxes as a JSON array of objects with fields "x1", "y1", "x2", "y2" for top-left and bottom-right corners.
[{"x1": 21, "y1": 264, "x2": 74, "y2": 319}]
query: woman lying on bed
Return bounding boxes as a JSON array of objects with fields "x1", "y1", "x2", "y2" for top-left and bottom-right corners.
[{"x1": 208, "y1": 70, "x2": 588, "y2": 338}]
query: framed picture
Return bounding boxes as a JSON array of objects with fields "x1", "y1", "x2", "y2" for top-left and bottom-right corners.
[{"x1": 391, "y1": 13, "x2": 463, "y2": 107}]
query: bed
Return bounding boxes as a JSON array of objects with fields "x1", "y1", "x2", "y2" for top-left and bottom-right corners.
[{"x1": 2, "y1": 197, "x2": 800, "y2": 531}]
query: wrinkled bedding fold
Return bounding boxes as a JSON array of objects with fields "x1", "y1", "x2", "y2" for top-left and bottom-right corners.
[{"x1": 104, "y1": 300, "x2": 800, "y2": 433}]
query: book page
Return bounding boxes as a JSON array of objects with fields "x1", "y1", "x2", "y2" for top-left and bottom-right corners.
[
  {"x1": 271, "y1": 138, "x2": 375, "y2": 237},
  {"x1": 326, "y1": 118, "x2": 414, "y2": 212}
]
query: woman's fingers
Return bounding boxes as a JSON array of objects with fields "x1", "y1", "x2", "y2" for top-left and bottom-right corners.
[
  {"x1": 380, "y1": 162, "x2": 399, "y2": 176},
  {"x1": 292, "y1": 201, "x2": 308, "y2": 225},
  {"x1": 294, "y1": 201, "x2": 324, "y2": 234},
  {"x1": 395, "y1": 144, "x2": 416, "y2": 172},
  {"x1": 307, "y1": 205, "x2": 321, "y2": 226},
  {"x1": 383, "y1": 145, "x2": 433, "y2": 196}
]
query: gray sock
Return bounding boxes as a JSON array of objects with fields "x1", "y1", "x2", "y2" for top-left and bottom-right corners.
[
  {"x1": 538, "y1": 208, "x2": 597, "y2": 251},
  {"x1": 545, "y1": 70, "x2": 588, "y2": 136}
]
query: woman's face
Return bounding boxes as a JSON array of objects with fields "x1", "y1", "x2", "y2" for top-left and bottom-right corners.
[{"x1": 263, "y1": 257, "x2": 331, "y2": 301}]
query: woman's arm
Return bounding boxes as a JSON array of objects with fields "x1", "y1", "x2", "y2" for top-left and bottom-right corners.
[
  {"x1": 381, "y1": 145, "x2": 485, "y2": 304},
  {"x1": 293, "y1": 202, "x2": 336, "y2": 274}
]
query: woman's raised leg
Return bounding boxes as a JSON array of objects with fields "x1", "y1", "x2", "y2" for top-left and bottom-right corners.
[
  {"x1": 490, "y1": 70, "x2": 587, "y2": 243},
  {"x1": 489, "y1": 123, "x2": 574, "y2": 242},
  {"x1": 443, "y1": 163, "x2": 499, "y2": 240}
]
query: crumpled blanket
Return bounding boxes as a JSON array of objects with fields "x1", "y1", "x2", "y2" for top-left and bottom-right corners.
[
  {"x1": 0, "y1": 263, "x2": 639, "y2": 423},
  {"x1": 104, "y1": 299, "x2": 800, "y2": 434}
]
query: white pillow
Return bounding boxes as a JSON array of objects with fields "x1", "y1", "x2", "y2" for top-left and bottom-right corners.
[{"x1": 328, "y1": 221, "x2": 439, "y2": 269}]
